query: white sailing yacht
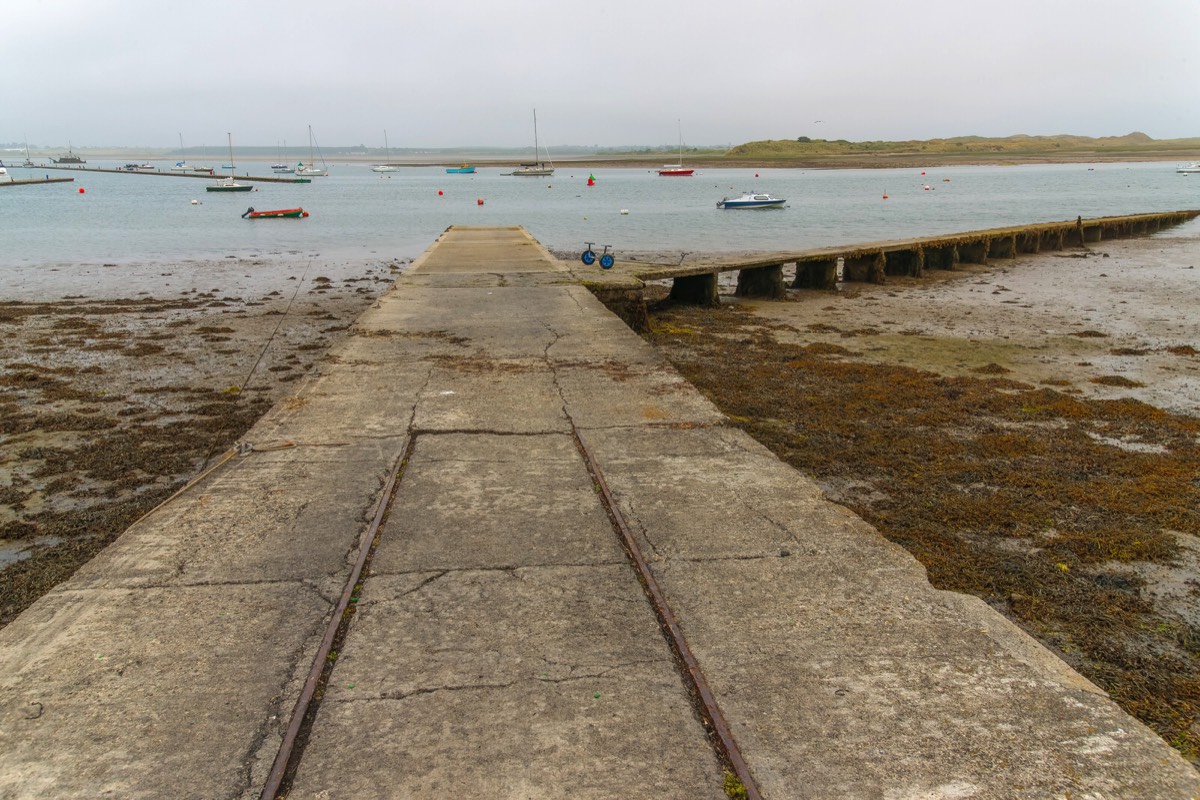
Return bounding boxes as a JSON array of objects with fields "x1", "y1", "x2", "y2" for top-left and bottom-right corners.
[
  {"x1": 206, "y1": 133, "x2": 253, "y2": 192},
  {"x1": 296, "y1": 126, "x2": 328, "y2": 176},
  {"x1": 512, "y1": 109, "x2": 554, "y2": 176},
  {"x1": 372, "y1": 130, "x2": 401, "y2": 173}
]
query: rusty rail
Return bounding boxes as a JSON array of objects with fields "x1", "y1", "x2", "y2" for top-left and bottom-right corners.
[{"x1": 574, "y1": 429, "x2": 764, "y2": 800}]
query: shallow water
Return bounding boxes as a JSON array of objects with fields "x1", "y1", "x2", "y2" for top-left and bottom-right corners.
[{"x1": 4, "y1": 160, "x2": 1198, "y2": 276}]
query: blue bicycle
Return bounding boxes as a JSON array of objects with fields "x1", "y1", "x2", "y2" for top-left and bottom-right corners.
[{"x1": 581, "y1": 242, "x2": 615, "y2": 269}]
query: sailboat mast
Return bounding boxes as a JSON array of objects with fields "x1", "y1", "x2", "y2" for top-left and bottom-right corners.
[
  {"x1": 227, "y1": 133, "x2": 234, "y2": 178},
  {"x1": 533, "y1": 109, "x2": 539, "y2": 166}
]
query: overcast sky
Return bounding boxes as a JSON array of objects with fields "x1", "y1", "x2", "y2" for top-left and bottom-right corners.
[{"x1": 5, "y1": 0, "x2": 1197, "y2": 150}]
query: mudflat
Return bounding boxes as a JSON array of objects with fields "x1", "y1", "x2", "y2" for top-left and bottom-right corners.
[
  {"x1": 639, "y1": 230, "x2": 1200, "y2": 761},
  {"x1": 0, "y1": 256, "x2": 403, "y2": 626}
]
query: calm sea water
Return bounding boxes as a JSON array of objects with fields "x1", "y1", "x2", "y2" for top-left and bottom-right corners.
[{"x1": 3, "y1": 160, "x2": 1198, "y2": 271}]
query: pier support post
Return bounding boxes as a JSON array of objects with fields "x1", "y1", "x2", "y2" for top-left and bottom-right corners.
[
  {"x1": 1016, "y1": 233, "x2": 1041, "y2": 254},
  {"x1": 735, "y1": 264, "x2": 786, "y2": 299},
  {"x1": 988, "y1": 234, "x2": 1017, "y2": 259},
  {"x1": 870, "y1": 251, "x2": 886, "y2": 284},
  {"x1": 1066, "y1": 216, "x2": 1087, "y2": 247},
  {"x1": 887, "y1": 247, "x2": 924, "y2": 277},
  {"x1": 792, "y1": 258, "x2": 838, "y2": 289},
  {"x1": 587, "y1": 284, "x2": 649, "y2": 333},
  {"x1": 958, "y1": 240, "x2": 989, "y2": 265},
  {"x1": 925, "y1": 246, "x2": 957, "y2": 270},
  {"x1": 669, "y1": 273, "x2": 719, "y2": 306}
]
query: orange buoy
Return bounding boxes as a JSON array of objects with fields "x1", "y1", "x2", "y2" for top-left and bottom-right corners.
[
  {"x1": 302, "y1": 211, "x2": 309, "y2": 217},
  {"x1": 882, "y1": 193, "x2": 889, "y2": 199}
]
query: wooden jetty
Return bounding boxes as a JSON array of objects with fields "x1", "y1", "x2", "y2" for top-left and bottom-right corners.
[
  {"x1": 600, "y1": 210, "x2": 1200, "y2": 307},
  {"x1": 0, "y1": 177, "x2": 75, "y2": 188},
  {"x1": 39, "y1": 164, "x2": 310, "y2": 184}
]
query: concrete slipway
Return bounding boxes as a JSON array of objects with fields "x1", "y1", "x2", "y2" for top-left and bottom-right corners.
[{"x1": 0, "y1": 226, "x2": 1196, "y2": 799}]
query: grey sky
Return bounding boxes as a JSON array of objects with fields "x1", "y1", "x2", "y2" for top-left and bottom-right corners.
[{"x1": 5, "y1": 0, "x2": 1197, "y2": 150}]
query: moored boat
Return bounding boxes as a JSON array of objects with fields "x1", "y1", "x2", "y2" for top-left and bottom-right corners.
[
  {"x1": 372, "y1": 130, "x2": 402, "y2": 173},
  {"x1": 206, "y1": 133, "x2": 253, "y2": 192},
  {"x1": 717, "y1": 191, "x2": 786, "y2": 209},
  {"x1": 1177, "y1": 162, "x2": 1200, "y2": 174},
  {"x1": 658, "y1": 121, "x2": 694, "y2": 176},
  {"x1": 511, "y1": 109, "x2": 554, "y2": 176},
  {"x1": 52, "y1": 143, "x2": 85, "y2": 164},
  {"x1": 241, "y1": 206, "x2": 308, "y2": 219},
  {"x1": 445, "y1": 164, "x2": 476, "y2": 174},
  {"x1": 297, "y1": 125, "x2": 329, "y2": 176},
  {"x1": 658, "y1": 165, "x2": 694, "y2": 176}
]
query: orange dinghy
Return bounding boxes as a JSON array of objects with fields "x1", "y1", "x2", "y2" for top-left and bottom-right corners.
[{"x1": 241, "y1": 207, "x2": 308, "y2": 219}]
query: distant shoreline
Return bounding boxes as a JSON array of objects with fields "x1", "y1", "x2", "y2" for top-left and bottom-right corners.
[{"x1": 15, "y1": 149, "x2": 1200, "y2": 171}]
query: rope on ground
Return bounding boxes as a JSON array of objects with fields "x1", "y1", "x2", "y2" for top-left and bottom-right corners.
[{"x1": 241, "y1": 257, "x2": 315, "y2": 393}]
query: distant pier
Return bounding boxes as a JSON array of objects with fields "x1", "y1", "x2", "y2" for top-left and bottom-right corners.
[
  {"x1": 37, "y1": 164, "x2": 312, "y2": 184},
  {"x1": 0, "y1": 176, "x2": 75, "y2": 188}
]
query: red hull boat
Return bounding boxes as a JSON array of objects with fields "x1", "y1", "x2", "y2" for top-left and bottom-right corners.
[{"x1": 241, "y1": 207, "x2": 308, "y2": 219}]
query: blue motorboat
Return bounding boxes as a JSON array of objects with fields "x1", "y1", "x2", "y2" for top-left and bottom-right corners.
[
  {"x1": 445, "y1": 164, "x2": 476, "y2": 174},
  {"x1": 717, "y1": 191, "x2": 786, "y2": 209}
]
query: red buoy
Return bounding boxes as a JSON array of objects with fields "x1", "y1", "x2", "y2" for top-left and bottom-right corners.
[
  {"x1": 477, "y1": 198, "x2": 484, "y2": 205},
  {"x1": 78, "y1": 187, "x2": 85, "y2": 194},
  {"x1": 437, "y1": 190, "x2": 443, "y2": 196}
]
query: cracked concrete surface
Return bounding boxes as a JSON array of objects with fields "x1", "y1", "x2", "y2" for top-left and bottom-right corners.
[{"x1": 1, "y1": 226, "x2": 1197, "y2": 799}]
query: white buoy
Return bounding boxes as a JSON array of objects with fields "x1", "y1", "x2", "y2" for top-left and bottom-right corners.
[
  {"x1": 191, "y1": 199, "x2": 198, "y2": 204},
  {"x1": 620, "y1": 209, "x2": 629, "y2": 215}
]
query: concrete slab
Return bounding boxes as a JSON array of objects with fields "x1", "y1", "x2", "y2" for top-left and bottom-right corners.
[
  {"x1": 412, "y1": 363, "x2": 570, "y2": 434},
  {"x1": 64, "y1": 450, "x2": 394, "y2": 589},
  {"x1": 556, "y1": 362, "x2": 726, "y2": 430},
  {"x1": 370, "y1": 433, "x2": 624, "y2": 573},
  {"x1": 410, "y1": 226, "x2": 562, "y2": 275},
  {"x1": 578, "y1": 424, "x2": 1200, "y2": 796},
  {"x1": 0, "y1": 583, "x2": 328, "y2": 799},
  {"x1": 287, "y1": 567, "x2": 726, "y2": 799}
]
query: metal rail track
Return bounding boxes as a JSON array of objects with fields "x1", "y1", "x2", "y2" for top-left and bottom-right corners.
[{"x1": 258, "y1": 429, "x2": 763, "y2": 798}]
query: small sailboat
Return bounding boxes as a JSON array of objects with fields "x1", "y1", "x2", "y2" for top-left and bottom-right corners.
[
  {"x1": 296, "y1": 126, "x2": 328, "y2": 176},
  {"x1": 170, "y1": 133, "x2": 193, "y2": 171},
  {"x1": 206, "y1": 133, "x2": 253, "y2": 192},
  {"x1": 372, "y1": 130, "x2": 402, "y2": 173},
  {"x1": 272, "y1": 140, "x2": 293, "y2": 173},
  {"x1": 21, "y1": 136, "x2": 35, "y2": 168},
  {"x1": 511, "y1": 109, "x2": 554, "y2": 176},
  {"x1": 658, "y1": 120, "x2": 694, "y2": 176}
]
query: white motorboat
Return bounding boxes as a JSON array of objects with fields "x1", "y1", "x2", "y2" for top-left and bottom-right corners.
[
  {"x1": 1177, "y1": 162, "x2": 1200, "y2": 174},
  {"x1": 717, "y1": 191, "x2": 786, "y2": 209}
]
